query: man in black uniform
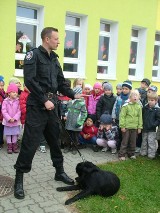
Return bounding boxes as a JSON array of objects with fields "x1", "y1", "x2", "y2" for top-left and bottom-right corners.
[{"x1": 14, "y1": 27, "x2": 81, "y2": 199}]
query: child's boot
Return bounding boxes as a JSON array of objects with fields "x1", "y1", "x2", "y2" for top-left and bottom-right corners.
[
  {"x1": 12, "y1": 143, "x2": 19, "y2": 153},
  {"x1": 7, "y1": 144, "x2": 12, "y2": 154}
]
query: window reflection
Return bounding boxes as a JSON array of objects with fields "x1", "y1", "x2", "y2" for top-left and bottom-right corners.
[
  {"x1": 16, "y1": 6, "x2": 37, "y2": 19},
  {"x1": 66, "y1": 16, "x2": 80, "y2": 26},
  {"x1": 63, "y1": 63, "x2": 77, "y2": 72},
  {"x1": 98, "y1": 36, "x2": 109, "y2": 61},
  {"x1": 64, "y1": 30, "x2": 79, "y2": 58},
  {"x1": 129, "y1": 42, "x2": 137, "y2": 64},
  {"x1": 129, "y1": 68, "x2": 136, "y2": 76},
  {"x1": 97, "y1": 66, "x2": 108, "y2": 74},
  {"x1": 153, "y1": 45, "x2": 159, "y2": 66}
]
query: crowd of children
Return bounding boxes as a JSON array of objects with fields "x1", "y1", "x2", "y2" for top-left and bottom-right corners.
[{"x1": 0, "y1": 75, "x2": 160, "y2": 160}]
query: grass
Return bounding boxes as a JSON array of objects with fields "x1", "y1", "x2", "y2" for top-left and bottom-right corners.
[{"x1": 74, "y1": 156, "x2": 160, "y2": 213}]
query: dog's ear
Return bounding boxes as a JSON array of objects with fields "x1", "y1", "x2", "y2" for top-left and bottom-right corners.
[{"x1": 81, "y1": 161, "x2": 98, "y2": 174}]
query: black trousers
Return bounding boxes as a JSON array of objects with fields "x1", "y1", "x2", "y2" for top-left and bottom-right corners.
[
  {"x1": 0, "y1": 123, "x2": 4, "y2": 145},
  {"x1": 14, "y1": 105, "x2": 63, "y2": 173}
]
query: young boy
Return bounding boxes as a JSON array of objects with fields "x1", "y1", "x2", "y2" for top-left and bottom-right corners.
[
  {"x1": 112, "y1": 80, "x2": 132, "y2": 150},
  {"x1": 140, "y1": 93, "x2": 160, "y2": 159},
  {"x1": 119, "y1": 90, "x2": 142, "y2": 160},
  {"x1": 137, "y1": 78, "x2": 151, "y2": 107},
  {"x1": 96, "y1": 112, "x2": 119, "y2": 154}
]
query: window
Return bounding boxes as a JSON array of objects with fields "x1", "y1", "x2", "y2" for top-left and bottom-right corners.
[
  {"x1": 63, "y1": 14, "x2": 87, "y2": 78},
  {"x1": 152, "y1": 33, "x2": 160, "y2": 82},
  {"x1": 128, "y1": 28, "x2": 147, "y2": 80},
  {"x1": 97, "y1": 21, "x2": 118, "y2": 80},
  {"x1": 15, "y1": 5, "x2": 43, "y2": 77}
]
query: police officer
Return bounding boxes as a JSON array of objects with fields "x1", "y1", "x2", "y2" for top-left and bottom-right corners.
[{"x1": 14, "y1": 27, "x2": 81, "y2": 199}]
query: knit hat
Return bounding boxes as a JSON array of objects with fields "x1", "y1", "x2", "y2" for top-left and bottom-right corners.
[
  {"x1": 86, "y1": 114, "x2": 96, "y2": 123},
  {"x1": 93, "y1": 82, "x2": 102, "y2": 89},
  {"x1": 103, "y1": 83, "x2": 113, "y2": 91},
  {"x1": 84, "y1": 84, "x2": 93, "y2": 90},
  {"x1": 73, "y1": 87, "x2": 82, "y2": 94},
  {"x1": 6, "y1": 83, "x2": 18, "y2": 93},
  {"x1": 9, "y1": 77, "x2": 21, "y2": 85},
  {"x1": 100, "y1": 112, "x2": 112, "y2": 125},
  {"x1": 122, "y1": 80, "x2": 132, "y2": 90},
  {"x1": 116, "y1": 83, "x2": 122, "y2": 89},
  {"x1": 148, "y1": 85, "x2": 158, "y2": 92},
  {"x1": 0, "y1": 75, "x2": 4, "y2": 83},
  {"x1": 141, "y1": 78, "x2": 151, "y2": 86}
]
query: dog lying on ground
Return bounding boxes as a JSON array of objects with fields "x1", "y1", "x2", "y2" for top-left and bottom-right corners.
[{"x1": 56, "y1": 161, "x2": 120, "y2": 205}]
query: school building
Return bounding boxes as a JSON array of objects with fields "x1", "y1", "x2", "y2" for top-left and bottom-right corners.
[{"x1": 0, "y1": 0, "x2": 160, "y2": 92}]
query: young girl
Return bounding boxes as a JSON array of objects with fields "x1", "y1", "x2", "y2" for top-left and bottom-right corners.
[
  {"x1": 73, "y1": 78, "x2": 84, "y2": 89},
  {"x1": 2, "y1": 84, "x2": 21, "y2": 154},
  {"x1": 83, "y1": 83, "x2": 93, "y2": 108},
  {"x1": 87, "y1": 82, "x2": 103, "y2": 123},
  {"x1": 0, "y1": 76, "x2": 5, "y2": 149}
]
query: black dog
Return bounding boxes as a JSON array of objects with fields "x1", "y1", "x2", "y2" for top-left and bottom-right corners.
[{"x1": 56, "y1": 161, "x2": 120, "y2": 205}]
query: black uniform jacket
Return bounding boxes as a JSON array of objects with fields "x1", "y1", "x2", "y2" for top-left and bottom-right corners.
[{"x1": 24, "y1": 45, "x2": 75, "y2": 107}]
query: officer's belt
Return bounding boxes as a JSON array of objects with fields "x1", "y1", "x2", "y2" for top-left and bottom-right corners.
[{"x1": 45, "y1": 92, "x2": 57, "y2": 100}]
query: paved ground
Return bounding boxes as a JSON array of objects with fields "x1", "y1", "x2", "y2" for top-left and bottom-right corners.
[{"x1": 0, "y1": 144, "x2": 118, "y2": 213}]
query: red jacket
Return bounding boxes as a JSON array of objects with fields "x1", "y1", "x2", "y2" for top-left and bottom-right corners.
[
  {"x1": 0, "y1": 89, "x2": 5, "y2": 122},
  {"x1": 80, "y1": 124, "x2": 98, "y2": 140},
  {"x1": 19, "y1": 89, "x2": 30, "y2": 124}
]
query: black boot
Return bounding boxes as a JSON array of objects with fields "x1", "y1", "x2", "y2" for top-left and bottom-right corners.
[
  {"x1": 14, "y1": 171, "x2": 25, "y2": 199},
  {"x1": 54, "y1": 166, "x2": 74, "y2": 185}
]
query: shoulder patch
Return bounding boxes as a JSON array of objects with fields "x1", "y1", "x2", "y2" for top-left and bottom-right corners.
[{"x1": 26, "y1": 51, "x2": 33, "y2": 60}]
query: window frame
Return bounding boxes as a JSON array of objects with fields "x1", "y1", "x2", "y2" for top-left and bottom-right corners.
[
  {"x1": 63, "y1": 13, "x2": 87, "y2": 79},
  {"x1": 152, "y1": 32, "x2": 160, "y2": 82},
  {"x1": 15, "y1": 4, "x2": 43, "y2": 77},
  {"x1": 128, "y1": 27, "x2": 147, "y2": 81},
  {"x1": 97, "y1": 20, "x2": 118, "y2": 80}
]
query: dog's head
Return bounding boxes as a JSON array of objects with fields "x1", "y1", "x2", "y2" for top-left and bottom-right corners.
[{"x1": 76, "y1": 161, "x2": 99, "y2": 176}]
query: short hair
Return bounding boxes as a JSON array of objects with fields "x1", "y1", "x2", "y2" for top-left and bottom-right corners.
[
  {"x1": 147, "y1": 92, "x2": 158, "y2": 101},
  {"x1": 41, "y1": 27, "x2": 58, "y2": 40},
  {"x1": 129, "y1": 89, "x2": 140, "y2": 98}
]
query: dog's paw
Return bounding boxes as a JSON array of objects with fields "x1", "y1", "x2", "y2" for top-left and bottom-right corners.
[
  {"x1": 56, "y1": 187, "x2": 64, "y2": 192},
  {"x1": 65, "y1": 199, "x2": 72, "y2": 205}
]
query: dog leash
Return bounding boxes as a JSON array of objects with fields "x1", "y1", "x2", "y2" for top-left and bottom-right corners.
[
  {"x1": 53, "y1": 110, "x2": 86, "y2": 162},
  {"x1": 44, "y1": 94, "x2": 86, "y2": 162}
]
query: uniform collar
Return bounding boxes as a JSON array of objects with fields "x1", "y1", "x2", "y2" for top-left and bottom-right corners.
[{"x1": 38, "y1": 45, "x2": 59, "y2": 59}]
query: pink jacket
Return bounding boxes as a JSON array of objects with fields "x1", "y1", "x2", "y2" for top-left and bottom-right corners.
[
  {"x1": 87, "y1": 91, "x2": 103, "y2": 115},
  {"x1": 2, "y1": 97, "x2": 21, "y2": 127}
]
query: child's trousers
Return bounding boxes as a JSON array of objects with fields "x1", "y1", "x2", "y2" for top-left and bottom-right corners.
[{"x1": 141, "y1": 132, "x2": 156, "y2": 158}]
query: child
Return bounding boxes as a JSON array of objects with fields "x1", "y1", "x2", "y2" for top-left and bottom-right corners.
[
  {"x1": 65, "y1": 87, "x2": 87, "y2": 154},
  {"x1": 9, "y1": 77, "x2": 22, "y2": 95},
  {"x1": 112, "y1": 80, "x2": 132, "y2": 149},
  {"x1": 140, "y1": 93, "x2": 160, "y2": 159},
  {"x1": 87, "y1": 82, "x2": 103, "y2": 122},
  {"x1": 73, "y1": 78, "x2": 84, "y2": 89},
  {"x1": 0, "y1": 76, "x2": 5, "y2": 149},
  {"x1": 137, "y1": 78, "x2": 151, "y2": 107},
  {"x1": 96, "y1": 82, "x2": 116, "y2": 121},
  {"x1": 82, "y1": 84, "x2": 93, "y2": 107},
  {"x1": 57, "y1": 79, "x2": 71, "y2": 149},
  {"x1": 96, "y1": 112, "x2": 119, "y2": 154},
  {"x1": 78, "y1": 114, "x2": 98, "y2": 151},
  {"x1": 116, "y1": 83, "x2": 122, "y2": 96},
  {"x1": 119, "y1": 90, "x2": 142, "y2": 160},
  {"x1": 2, "y1": 84, "x2": 21, "y2": 154}
]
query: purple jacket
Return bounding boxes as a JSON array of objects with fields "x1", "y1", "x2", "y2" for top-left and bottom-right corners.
[
  {"x1": 87, "y1": 93, "x2": 102, "y2": 115},
  {"x1": 2, "y1": 97, "x2": 21, "y2": 127}
]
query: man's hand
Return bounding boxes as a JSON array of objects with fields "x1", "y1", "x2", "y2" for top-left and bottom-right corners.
[
  {"x1": 138, "y1": 129, "x2": 141, "y2": 134},
  {"x1": 44, "y1": 100, "x2": 55, "y2": 110}
]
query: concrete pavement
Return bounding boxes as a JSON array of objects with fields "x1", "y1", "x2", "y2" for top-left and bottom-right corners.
[{"x1": 0, "y1": 144, "x2": 118, "y2": 213}]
